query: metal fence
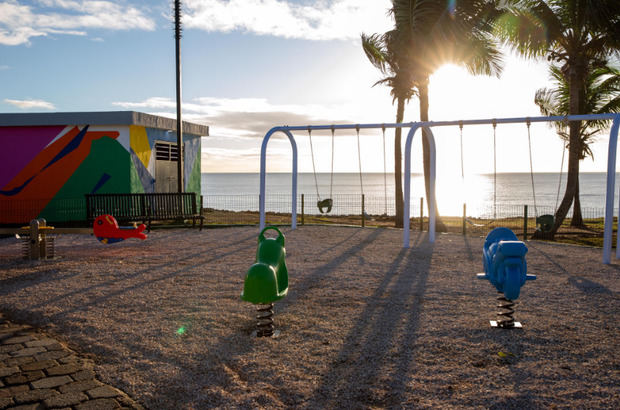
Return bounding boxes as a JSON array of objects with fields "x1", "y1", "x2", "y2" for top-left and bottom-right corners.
[
  {"x1": 201, "y1": 194, "x2": 609, "y2": 237},
  {"x1": 1, "y1": 195, "x2": 610, "y2": 239}
]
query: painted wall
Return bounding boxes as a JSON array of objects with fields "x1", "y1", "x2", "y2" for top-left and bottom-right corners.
[{"x1": 0, "y1": 124, "x2": 201, "y2": 223}]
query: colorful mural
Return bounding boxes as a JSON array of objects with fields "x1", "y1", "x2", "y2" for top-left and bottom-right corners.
[{"x1": 0, "y1": 124, "x2": 201, "y2": 223}]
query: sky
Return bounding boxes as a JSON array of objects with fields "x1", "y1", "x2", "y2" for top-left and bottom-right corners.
[{"x1": 1, "y1": 0, "x2": 616, "y2": 176}]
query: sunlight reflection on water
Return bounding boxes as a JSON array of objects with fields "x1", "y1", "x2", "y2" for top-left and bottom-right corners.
[{"x1": 202, "y1": 172, "x2": 615, "y2": 217}]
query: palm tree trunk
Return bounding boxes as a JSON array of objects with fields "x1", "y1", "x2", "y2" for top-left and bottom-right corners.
[
  {"x1": 394, "y1": 97, "x2": 405, "y2": 228},
  {"x1": 571, "y1": 173, "x2": 584, "y2": 227},
  {"x1": 418, "y1": 79, "x2": 447, "y2": 231},
  {"x1": 552, "y1": 65, "x2": 584, "y2": 235},
  {"x1": 553, "y1": 132, "x2": 579, "y2": 234}
]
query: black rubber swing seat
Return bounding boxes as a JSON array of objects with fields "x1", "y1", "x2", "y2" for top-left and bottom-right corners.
[
  {"x1": 317, "y1": 198, "x2": 333, "y2": 214},
  {"x1": 536, "y1": 214, "x2": 554, "y2": 233}
]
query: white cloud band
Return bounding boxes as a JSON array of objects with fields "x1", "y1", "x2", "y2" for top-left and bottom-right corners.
[{"x1": 4, "y1": 98, "x2": 56, "y2": 109}]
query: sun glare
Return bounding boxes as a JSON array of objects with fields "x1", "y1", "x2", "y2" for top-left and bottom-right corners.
[{"x1": 428, "y1": 64, "x2": 476, "y2": 119}]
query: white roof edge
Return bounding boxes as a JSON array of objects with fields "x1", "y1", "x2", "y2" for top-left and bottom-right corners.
[{"x1": 0, "y1": 111, "x2": 209, "y2": 136}]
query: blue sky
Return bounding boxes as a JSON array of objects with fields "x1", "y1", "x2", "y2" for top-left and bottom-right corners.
[{"x1": 1, "y1": 0, "x2": 615, "y2": 174}]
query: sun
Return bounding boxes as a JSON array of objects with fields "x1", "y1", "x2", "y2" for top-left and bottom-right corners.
[{"x1": 428, "y1": 64, "x2": 477, "y2": 119}]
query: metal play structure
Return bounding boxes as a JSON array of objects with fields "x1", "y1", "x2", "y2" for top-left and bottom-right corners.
[{"x1": 258, "y1": 114, "x2": 620, "y2": 264}]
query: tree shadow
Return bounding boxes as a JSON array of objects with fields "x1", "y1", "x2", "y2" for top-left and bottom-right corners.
[
  {"x1": 306, "y1": 234, "x2": 434, "y2": 407},
  {"x1": 528, "y1": 242, "x2": 615, "y2": 296},
  {"x1": 280, "y1": 228, "x2": 385, "y2": 310},
  {"x1": 3, "y1": 230, "x2": 257, "y2": 313},
  {"x1": 525, "y1": 243, "x2": 617, "y2": 324},
  {"x1": 462, "y1": 234, "x2": 475, "y2": 261}
]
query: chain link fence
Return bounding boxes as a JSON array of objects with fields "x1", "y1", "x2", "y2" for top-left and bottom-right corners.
[
  {"x1": 201, "y1": 193, "x2": 610, "y2": 239},
  {"x1": 0, "y1": 195, "x2": 611, "y2": 242}
]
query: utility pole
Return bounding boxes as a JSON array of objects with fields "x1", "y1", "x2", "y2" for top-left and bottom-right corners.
[{"x1": 174, "y1": 0, "x2": 184, "y2": 192}]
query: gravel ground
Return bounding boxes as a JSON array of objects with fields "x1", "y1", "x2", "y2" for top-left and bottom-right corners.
[{"x1": 0, "y1": 226, "x2": 618, "y2": 409}]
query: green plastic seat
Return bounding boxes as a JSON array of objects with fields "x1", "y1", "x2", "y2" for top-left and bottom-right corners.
[
  {"x1": 241, "y1": 226, "x2": 288, "y2": 304},
  {"x1": 536, "y1": 214, "x2": 554, "y2": 233}
]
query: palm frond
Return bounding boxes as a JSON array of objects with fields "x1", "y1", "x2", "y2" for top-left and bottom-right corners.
[
  {"x1": 361, "y1": 33, "x2": 389, "y2": 74},
  {"x1": 461, "y1": 34, "x2": 504, "y2": 77}
]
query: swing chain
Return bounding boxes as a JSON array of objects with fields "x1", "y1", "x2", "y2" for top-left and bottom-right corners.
[
  {"x1": 307, "y1": 127, "x2": 321, "y2": 200},
  {"x1": 459, "y1": 122, "x2": 464, "y2": 179},
  {"x1": 330, "y1": 126, "x2": 335, "y2": 199},
  {"x1": 356, "y1": 125, "x2": 364, "y2": 196},
  {"x1": 492, "y1": 120, "x2": 497, "y2": 220},
  {"x1": 382, "y1": 124, "x2": 387, "y2": 215},
  {"x1": 555, "y1": 140, "x2": 566, "y2": 210},
  {"x1": 526, "y1": 119, "x2": 539, "y2": 218}
]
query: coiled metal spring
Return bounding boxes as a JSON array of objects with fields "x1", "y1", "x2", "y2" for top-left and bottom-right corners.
[
  {"x1": 496, "y1": 296, "x2": 516, "y2": 328},
  {"x1": 255, "y1": 303, "x2": 275, "y2": 337}
]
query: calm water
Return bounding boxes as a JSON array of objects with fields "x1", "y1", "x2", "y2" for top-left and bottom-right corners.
[{"x1": 201, "y1": 172, "x2": 617, "y2": 217}]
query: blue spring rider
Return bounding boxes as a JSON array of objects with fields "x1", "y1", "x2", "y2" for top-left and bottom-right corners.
[
  {"x1": 241, "y1": 226, "x2": 289, "y2": 337},
  {"x1": 477, "y1": 227, "x2": 536, "y2": 328}
]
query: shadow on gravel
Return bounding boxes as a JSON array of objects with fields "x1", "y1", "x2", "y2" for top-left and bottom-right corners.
[
  {"x1": 306, "y1": 233, "x2": 434, "y2": 408},
  {"x1": 6, "y1": 231, "x2": 257, "y2": 314}
]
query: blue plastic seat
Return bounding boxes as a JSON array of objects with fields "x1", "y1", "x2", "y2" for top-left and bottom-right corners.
[{"x1": 478, "y1": 227, "x2": 536, "y2": 300}]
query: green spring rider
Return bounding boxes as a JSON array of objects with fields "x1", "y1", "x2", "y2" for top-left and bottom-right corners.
[{"x1": 241, "y1": 226, "x2": 289, "y2": 337}]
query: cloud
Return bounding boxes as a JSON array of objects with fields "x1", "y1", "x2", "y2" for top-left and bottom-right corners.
[
  {"x1": 112, "y1": 96, "x2": 356, "y2": 141},
  {"x1": 112, "y1": 94, "x2": 402, "y2": 172},
  {"x1": 4, "y1": 98, "x2": 55, "y2": 109},
  {"x1": 0, "y1": 0, "x2": 155, "y2": 46},
  {"x1": 183, "y1": 0, "x2": 392, "y2": 41}
]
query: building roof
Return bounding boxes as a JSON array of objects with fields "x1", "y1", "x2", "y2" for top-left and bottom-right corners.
[{"x1": 0, "y1": 111, "x2": 208, "y2": 136}]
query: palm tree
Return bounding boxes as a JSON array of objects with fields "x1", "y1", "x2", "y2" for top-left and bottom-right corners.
[
  {"x1": 362, "y1": 0, "x2": 503, "y2": 229},
  {"x1": 361, "y1": 32, "x2": 415, "y2": 228},
  {"x1": 535, "y1": 63, "x2": 620, "y2": 226},
  {"x1": 496, "y1": 0, "x2": 620, "y2": 235}
]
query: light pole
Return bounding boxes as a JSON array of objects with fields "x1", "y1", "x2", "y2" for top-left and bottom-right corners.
[{"x1": 174, "y1": 0, "x2": 184, "y2": 192}]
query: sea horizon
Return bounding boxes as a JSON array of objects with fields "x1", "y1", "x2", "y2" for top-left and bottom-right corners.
[{"x1": 201, "y1": 172, "x2": 617, "y2": 217}]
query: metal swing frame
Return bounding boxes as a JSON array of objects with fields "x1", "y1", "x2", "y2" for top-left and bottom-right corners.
[{"x1": 259, "y1": 114, "x2": 620, "y2": 264}]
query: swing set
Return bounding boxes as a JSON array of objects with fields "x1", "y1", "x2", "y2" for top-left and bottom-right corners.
[
  {"x1": 258, "y1": 114, "x2": 620, "y2": 264},
  {"x1": 306, "y1": 125, "x2": 389, "y2": 215},
  {"x1": 458, "y1": 119, "x2": 564, "y2": 232}
]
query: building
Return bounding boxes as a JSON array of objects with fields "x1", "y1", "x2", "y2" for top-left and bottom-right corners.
[{"x1": 0, "y1": 111, "x2": 208, "y2": 224}]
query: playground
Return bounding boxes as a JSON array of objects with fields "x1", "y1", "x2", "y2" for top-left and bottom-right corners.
[{"x1": 0, "y1": 226, "x2": 618, "y2": 408}]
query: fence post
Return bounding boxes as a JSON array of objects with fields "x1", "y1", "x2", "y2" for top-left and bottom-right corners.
[
  {"x1": 523, "y1": 205, "x2": 528, "y2": 240},
  {"x1": 462, "y1": 203, "x2": 467, "y2": 235},
  {"x1": 361, "y1": 194, "x2": 365, "y2": 227},
  {"x1": 301, "y1": 194, "x2": 305, "y2": 226},
  {"x1": 420, "y1": 197, "x2": 424, "y2": 231}
]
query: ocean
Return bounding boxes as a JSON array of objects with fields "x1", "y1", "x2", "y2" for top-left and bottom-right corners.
[{"x1": 201, "y1": 172, "x2": 617, "y2": 217}]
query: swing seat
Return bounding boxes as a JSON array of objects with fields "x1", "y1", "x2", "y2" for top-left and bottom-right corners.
[
  {"x1": 317, "y1": 198, "x2": 333, "y2": 214},
  {"x1": 536, "y1": 214, "x2": 554, "y2": 233}
]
